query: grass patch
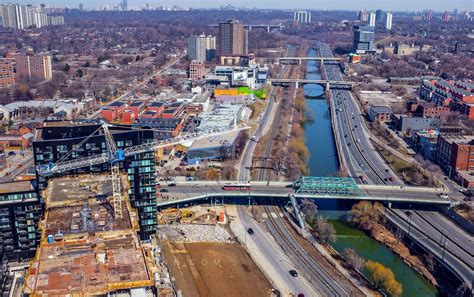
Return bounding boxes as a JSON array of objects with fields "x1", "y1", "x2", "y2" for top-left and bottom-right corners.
[{"x1": 237, "y1": 86, "x2": 267, "y2": 99}]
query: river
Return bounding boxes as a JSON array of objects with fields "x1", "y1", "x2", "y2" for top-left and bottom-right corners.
[{"x1": 303, "y1": 49, "x2": 438, "y2": 297}]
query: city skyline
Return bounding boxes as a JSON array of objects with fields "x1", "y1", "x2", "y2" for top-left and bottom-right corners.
[{"x1": 8, "y1": 0, "x2": 474, "y2": 11}]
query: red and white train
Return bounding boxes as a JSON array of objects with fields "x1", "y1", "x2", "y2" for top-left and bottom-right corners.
[{"x1": 222, "y1": 183, "x2": 251, "y2": 191}]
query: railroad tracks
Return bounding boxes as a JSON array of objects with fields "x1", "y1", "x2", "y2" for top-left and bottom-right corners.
[{"x1": 263, "y1": 205, "x2": 350, "y2": 297}]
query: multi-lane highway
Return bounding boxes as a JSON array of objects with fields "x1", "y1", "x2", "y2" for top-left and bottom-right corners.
[{"x1": 318, "y1": 43, "x2": 473, "y2": 287}]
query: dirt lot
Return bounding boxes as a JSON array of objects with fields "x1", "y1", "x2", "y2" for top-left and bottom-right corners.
[{"x1": 162, "y1": 241, "x2": 272, "y2": 297}]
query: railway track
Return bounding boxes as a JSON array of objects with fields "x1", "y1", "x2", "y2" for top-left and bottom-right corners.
[{"x1": 263, "y1": 205, "x2": 349, "y2": 296}]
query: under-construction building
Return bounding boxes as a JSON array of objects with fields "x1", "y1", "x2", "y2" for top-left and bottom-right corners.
[
  {"x1": 24, "y1": 174, "x2": 157, "y2": 295},
  {"x1": 33, "y1": 120, "x2": 158, "y2": 240}
]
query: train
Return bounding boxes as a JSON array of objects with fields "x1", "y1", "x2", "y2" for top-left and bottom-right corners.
[{"x1": 222, "y1": 183, "x2": 251, "y2": 191}]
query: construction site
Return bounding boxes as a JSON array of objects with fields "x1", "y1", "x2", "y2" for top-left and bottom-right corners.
[
  {"x1": 23, "y1": 174, "x2": 160, "y2": 296},
  {"x1": 157, "y1": 206, "x2": 272, "y2": 297}
]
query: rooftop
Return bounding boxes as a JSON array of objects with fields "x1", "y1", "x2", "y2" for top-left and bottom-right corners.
[
  {"x1": 108, "y1": 101, "x2": 126, "y2": 107},
  {"x1": 129, "y1": 101, "x2": 145, "y2": 107},
  {"x1": 149, "y1": 101, "x2": 165, "y2": 107},
  {"x1": 441, "y1": 135, "x2": 474, "y2": 145},
  {"x1": 0, "y1": 180, "x2": 35, "y2": 194}
]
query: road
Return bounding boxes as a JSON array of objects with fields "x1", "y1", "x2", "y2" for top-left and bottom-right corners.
[
  {"x1": 88, "y1": 55, "x2": 183, "y2": 119},
  {"x1": 238, "y1": 65, "x2": 291, "y2": 181},
  {"x1": 263, "y1": 205, "x2": 356, "y2": 296},
  {"x1": 230, "y1": 205, "x2": 320, "y2": 297},
  {"x1": 317, "y1": 43, "x2": 473, "y2": 288},
  {"x1": 0, "y1": 152, "x2": 33, "y2": 183},
  {"x1": 156, "y1": 181, "x2": 451, "y2": 206}
]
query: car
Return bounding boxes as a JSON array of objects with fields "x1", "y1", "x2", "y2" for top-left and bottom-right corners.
[
  {"x1": 168, "y1": 182, "x2": 177, "y2": 187},
  {"x1": 289, "y1": 270, "x2": 298, "y2": 277},
  {"x1": 8, "y1": 151, "x2": 15, "y2": 156},
  {"x1": 247, "y1": 228, "x2": 254, "y2": 235},
  {"x1": 160, "y1": 189, "x2": 169, "y2": 193}
]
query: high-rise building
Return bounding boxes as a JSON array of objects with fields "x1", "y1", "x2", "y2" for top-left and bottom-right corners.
[
  {"x1": 33, "y1": 121, "x2": 159, "y2": 240},
  {"x1": 189, "y1": 60, "x2": 205, "y2": 80},
  {"x1": 357, "y1": 10, "x2": 369, "y2": 22},
  {"x1": 369, "y1": 12, "x2": 376, "y2": 27},
  {"x1": 217, "y1": 19, "x2": 248, "y2": 58},
  {"x1": 293, "y1": 10, "x2": 311, "y2": 24},
  {"x1": 0, "y1": 58, "x2": 15, "y2": 87},
  {"x1": 442, "y1": 11, "x2": 450, "y2": 22},
  {"x1": 79, "y1": 3, "x2": 84, "y2": 10},
  {"x1": 15, "y1": 54, "x2": 52, "y2": 82},
  {"x1": 120, "y1": 0, "x2": 128, "y2": 11},
  {"x1": 353, "y1": 25, "x2": 375, "y2": 53},
  {"x1": 187, "y1": 34, "x2": 216, "y2": 62},
  {"x1": 375, "y1": 9, "x2": 383, "y2": 22},
  {"x1": 1, "y1": 4, "x2": 63, "y2": 29},
  {"x1": 425, "y1": 10, "x2": 433, "y2": 21},
  {"x1": 385, "y1": 12, "x2": 393, "y2": 30},
  {"x1": 0, "y1": 180, "x2": 42, "y2": 261}
]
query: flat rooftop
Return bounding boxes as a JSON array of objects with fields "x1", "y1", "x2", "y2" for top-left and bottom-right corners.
[
  {"x1": 190, "y1": 130, "x2": 240, "y2": 150},
  {"x1": 0, "y1": 180, "x2": 35, "y2": 194}
]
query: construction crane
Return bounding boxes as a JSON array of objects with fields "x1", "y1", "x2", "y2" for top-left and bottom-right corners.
[{"x1": 38, "y1": 123, "x2": 248, "y2": 218}]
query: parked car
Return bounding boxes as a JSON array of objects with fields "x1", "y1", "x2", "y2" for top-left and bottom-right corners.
[{"x1": 247, "y1": 228, "x2": 254, "y2": 235}]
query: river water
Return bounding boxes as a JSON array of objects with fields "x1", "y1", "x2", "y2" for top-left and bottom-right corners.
[{"x1": 303, "y1": 49, "x2": 438, "y2": 297}]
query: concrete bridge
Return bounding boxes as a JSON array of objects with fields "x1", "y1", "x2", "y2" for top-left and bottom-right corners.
[
  {"x1": 156, "y1": 178, "x2": 452, "y2": 208},
  {"x1": 278, "y1": 56, "x2": 343, "y2": 64},
  {"x1": 269, "y1": 78, "x2": 357, "y2": 90}
]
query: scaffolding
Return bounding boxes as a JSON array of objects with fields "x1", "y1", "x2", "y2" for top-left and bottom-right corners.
[{"x1": 293, "y1": 176, "x2": 361, "y2": 196}]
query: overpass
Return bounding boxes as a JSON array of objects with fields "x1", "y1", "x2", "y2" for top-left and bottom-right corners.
[
  {"x1": 156, "y1": 177, "x2": 452, "y2": 208},
  {"x1": 211, "y1": 24, "x2": 285, "y2": 32},
  {"x1": 269, "y1": 78, "x2": 357, "y2": 90},
  {"x1": 278, "y1": 56, "x2": 343, "y2": 64}
]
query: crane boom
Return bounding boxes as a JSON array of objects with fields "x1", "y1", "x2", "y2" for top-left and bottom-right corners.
[
  {"x1": 102, "y1": 124, "x2": 124, "y2": 218},
  {"x1": 38, "y1": 123, "x2": 249, "y2": 176}
]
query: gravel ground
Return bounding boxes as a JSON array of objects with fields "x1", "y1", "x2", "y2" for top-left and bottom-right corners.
[{"x1": 160, "y1": 224, "x2": 233, "y2": 243}]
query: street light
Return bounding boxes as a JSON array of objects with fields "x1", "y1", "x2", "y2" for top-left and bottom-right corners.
[{"x1": 405, "y1": 210, "x2": 412, "y2": 239}]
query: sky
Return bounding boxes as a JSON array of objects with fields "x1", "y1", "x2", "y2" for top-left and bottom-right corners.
[{"x1": 10, "y1": 0, "x2": 474, "y2": 11}]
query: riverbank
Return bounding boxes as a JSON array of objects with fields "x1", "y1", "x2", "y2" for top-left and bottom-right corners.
[
  {"x1": 301, "y1": 47, "x2": 438, "y2": 296},
  {"x1": 365, "y1": 221, "x2": 438, "y2": 286}
]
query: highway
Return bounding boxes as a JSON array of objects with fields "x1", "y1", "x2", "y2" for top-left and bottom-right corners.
[{"x1": 317, "y1": 43, "x2": 473, "y2": 288}]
